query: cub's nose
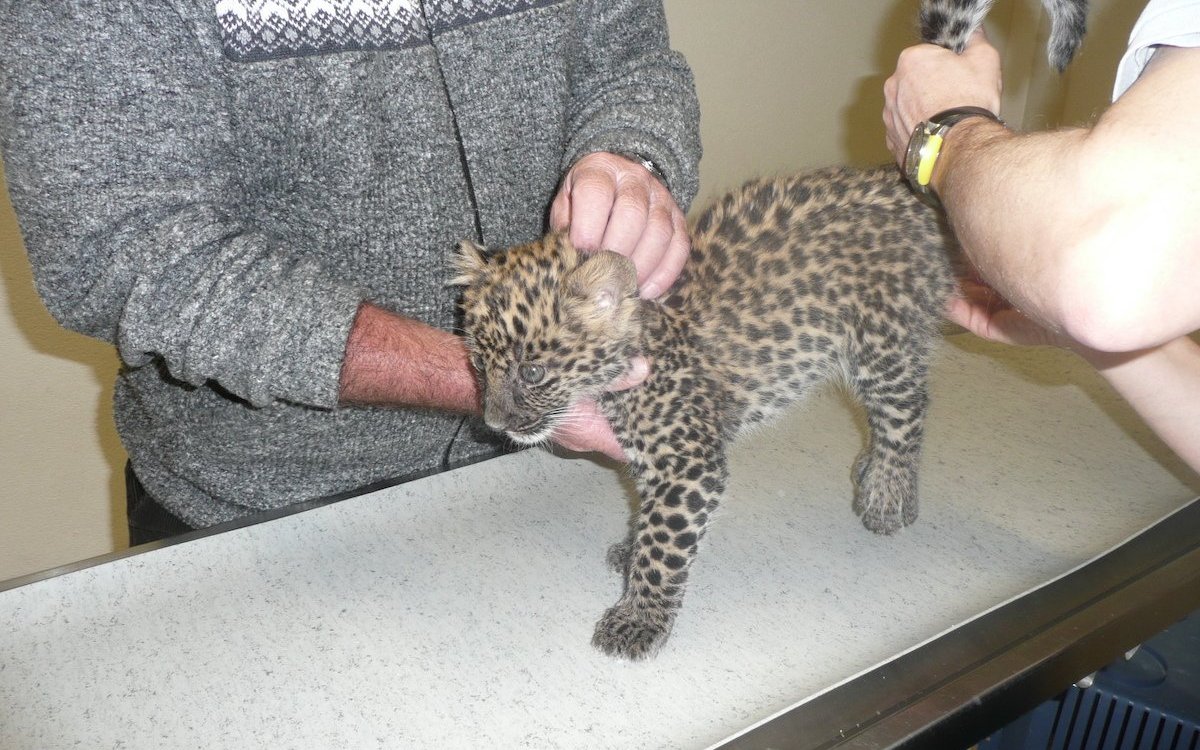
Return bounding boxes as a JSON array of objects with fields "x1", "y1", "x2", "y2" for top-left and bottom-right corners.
[
  {"x1": 483, "y1": 402, "x2": 526, "y2": 434},
  {"x1": 483, "y1": 403, "x2": 542, "y2": 437}
]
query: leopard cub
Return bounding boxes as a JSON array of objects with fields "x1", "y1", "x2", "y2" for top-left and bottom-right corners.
[{"x1": 454, "y1": 166, "x2": 958, "y2": 659}]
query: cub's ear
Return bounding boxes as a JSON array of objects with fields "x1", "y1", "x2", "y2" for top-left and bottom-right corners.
[
  {"x1": 564, "y1": 250, "x2": 637, "y2": 317},
  {"x1": 450, "y1": 240, "x2": 488, "y2": 286}
]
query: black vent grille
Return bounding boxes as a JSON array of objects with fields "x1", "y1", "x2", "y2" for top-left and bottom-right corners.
[
  {"x1": 981, "y1": 685, "x2": 1200, "y2": 750},
  {"x1": 1050, "y1": 686, "x2": 1199, "y2": 749}
]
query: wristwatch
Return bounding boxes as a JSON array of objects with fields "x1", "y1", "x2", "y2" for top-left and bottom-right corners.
[{"x1": 903, "y1": 106, "x2": 1004, "y2": 205}]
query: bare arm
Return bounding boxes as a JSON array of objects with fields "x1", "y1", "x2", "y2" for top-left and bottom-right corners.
[
  {"x1": 951, "y1": 282, "x2": 1200, "y2": 474},
  {"x1": 886, "y1": 33, "x2": 1200, "y2": 473},
  {"x1": 338, "y1": 302, "x2": 645, "y2": 462},
  {"x1": 339, "y1": 303, "x2": 480, "y2": 413},
  {"x1": 885, "y1": 37, "x2": 1200, "y2": 352},
  {"x1": 1082, "y1": 338, "x2": 1200, "y2": 473},
  {"x1": 936, "y1": 45, "x2": 1200, "y2": 351}
]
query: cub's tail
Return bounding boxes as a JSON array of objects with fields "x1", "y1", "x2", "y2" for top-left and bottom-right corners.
[{"x1": 919, "y1": 0, "x2": 1087, "y2": 71}]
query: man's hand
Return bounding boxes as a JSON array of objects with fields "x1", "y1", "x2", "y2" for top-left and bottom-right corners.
[
  {"x1": 551, "y1": 356, "x2": 650, "y2": 461},
  {"x1": 949, "y1": 280, "x2": 1072, "y2": 349},
  {"x1": 547, "y1": 151, "x2": 680, "y2": 457},
  {"x1": 883, "y1": 30, "x2": 1003, "y2": 165},
  {"x1": 550, "y1": 151, "x2": 689, "y2": 300},
  {"x1": 950, "y1": 278, "x2": 1200, "y2": 474}
]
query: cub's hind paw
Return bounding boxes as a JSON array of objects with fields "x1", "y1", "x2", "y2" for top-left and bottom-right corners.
[{"x1": 592, "y1": 602, "x2": 673, "y2": 660}]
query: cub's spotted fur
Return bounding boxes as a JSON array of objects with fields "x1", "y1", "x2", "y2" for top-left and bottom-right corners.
[{"x1": 455, "y1": 167, "x2": 957, "y2": 659}]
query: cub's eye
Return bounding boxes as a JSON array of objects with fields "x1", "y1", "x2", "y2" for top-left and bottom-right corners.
[{"x1": 518, "y1": 363, "x2": 546, "y2": 385}]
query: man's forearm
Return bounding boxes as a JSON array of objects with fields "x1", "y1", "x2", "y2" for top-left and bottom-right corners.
[
  {"x1": 1078, "y1": 336, "x2": 1200, "y2": 474},
  {"x1": 933, "y1": 46, "x2": 1200, "y2": 353},
  {"x1": 338, "y1": 302, "x2": 481, "y2": 413},
  {"x1": 934, "y1": 119, "x2": 1093, "y2": 336}
]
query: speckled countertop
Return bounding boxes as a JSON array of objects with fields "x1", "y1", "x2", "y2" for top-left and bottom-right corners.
[{"x1": 2, "y1": 336, "x2": 1198, "y2": 750}]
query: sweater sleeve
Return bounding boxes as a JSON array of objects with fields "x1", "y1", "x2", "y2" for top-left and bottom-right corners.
[
  {"x1": 564, "y1": 0, "x2": 703, "y2": 211},
  {"x1": 0, "y1": 3, "x2": 362, "y2": 409}
]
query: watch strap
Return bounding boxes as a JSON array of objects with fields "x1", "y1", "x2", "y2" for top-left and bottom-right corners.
[
  {"x1": 614, "y1": 150, "x2": 668, "y2": 189},
  {"x1": 927, "y1": 105, "x2": 1003, "y2": 133}
]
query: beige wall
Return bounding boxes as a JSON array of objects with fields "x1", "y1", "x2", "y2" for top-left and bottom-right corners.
[
  {"x1": 1, "y1": 166, "x2": 127, "y2": 578},
  {"x1": 1020, "y1": 0, "x2": 1144, "y2": 128},
  {"x1": 0, "y1": 0, "x2": 1135, "y2": 581}
]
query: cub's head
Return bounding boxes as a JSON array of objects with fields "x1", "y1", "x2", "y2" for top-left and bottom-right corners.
[{"x1": 453, "y1": 231, "x2": 642, "y2": 446}]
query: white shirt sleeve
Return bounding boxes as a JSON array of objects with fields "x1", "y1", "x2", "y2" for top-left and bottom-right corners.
[{"x1": 1113, "y1": 0, "x2": 1200, "y2": 100}]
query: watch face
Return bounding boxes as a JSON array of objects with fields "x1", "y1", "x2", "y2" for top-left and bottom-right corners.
[{"x1": 904, "y1": 124, "x2": 931, "y2": 191}]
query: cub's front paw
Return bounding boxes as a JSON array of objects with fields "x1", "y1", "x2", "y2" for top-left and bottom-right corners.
[
  {"x1": 592, "y1": 601, "x2": 673, "y2": 660},
  {"x1": 844, "y1": 446, "x2": 916, "y2": 535}
]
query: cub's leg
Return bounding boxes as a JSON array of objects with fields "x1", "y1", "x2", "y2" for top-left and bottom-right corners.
[
  {"x1": 848, "y1": 335, "x2": 932, "y2": 534},
  {"x1": 593, "y1": 436, "x2": 728, "y2": 660}
]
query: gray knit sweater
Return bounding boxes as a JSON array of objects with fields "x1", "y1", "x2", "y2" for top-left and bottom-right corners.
[{"x1": 0, "y1": 0, "x2": 701, "y2": 525}]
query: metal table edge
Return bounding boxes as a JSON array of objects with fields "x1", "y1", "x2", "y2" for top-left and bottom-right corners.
[{"x1": 713, "y1": 495, "x2": 1200, "y2": 750}]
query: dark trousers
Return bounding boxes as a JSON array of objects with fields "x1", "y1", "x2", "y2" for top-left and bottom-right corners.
[{"x1": 125, "y1": 463, "x2": 194, "y2": 546}]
